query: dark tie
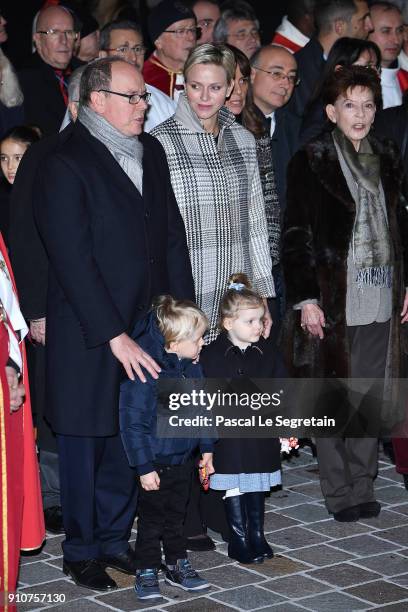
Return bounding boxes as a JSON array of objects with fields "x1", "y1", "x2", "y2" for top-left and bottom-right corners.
[
  {"x1": 54, "y1": 68, "x2": 71, "y2": 106},
  {"x1": 265, "y1": 116, "x2": 272, "y2": 137}
]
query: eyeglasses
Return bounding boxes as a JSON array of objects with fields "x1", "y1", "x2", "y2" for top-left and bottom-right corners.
[
  {"x1": 229, "y1": 28, "x2": 260, "y2": 41},
  {"x1": 253, "y1": 66, "x2": 300, "y2": 86},
  {"x1": 163, "y1": 27, "x2": 200, "y2": 38},
  {"x1": 98, "y1": 89, "x2": 151, "y2": 104},
  {"x1": 104, "y1": 44, "x2": 146, "y2": 56},
  {"x1": 36, "y1": 29, "x2": 78, "y2": 40}
]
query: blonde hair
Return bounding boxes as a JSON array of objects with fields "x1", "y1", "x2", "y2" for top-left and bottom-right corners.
[
  {"x1": 184, "y1": 43, "x2": 236, "y2": 84},
  {"x1": 154, "y1": 295, "x2": 208, "y2": 347},
  {"x1": 219, "y1": 273, "x2": 264, "y2": 331}
]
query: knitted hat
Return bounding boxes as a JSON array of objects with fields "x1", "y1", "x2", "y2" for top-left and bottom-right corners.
[{"x1": 148, "y1": 0, "x2": 195, "y2": 43}]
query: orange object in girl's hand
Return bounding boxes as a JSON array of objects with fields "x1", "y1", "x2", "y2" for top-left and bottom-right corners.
[{"x1": 198, "y1": 464, "x2": 210, "y2": 491}]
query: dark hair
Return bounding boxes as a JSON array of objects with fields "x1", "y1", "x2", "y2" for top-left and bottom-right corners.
[
  {"x1": 99, "y1": 19, "x2": 142, "y2": 50},
  {"x1": 307, "y1": 37, "x2": 381, "y2": 109},
  {"x1": 213, "y1": 0, "x2": 258, "y2": 43},
  {"x1": 322, "y1": 64, "x2": 382, "y2": 107},
  {"x1": 224, "y1": 44, "x2": 264, "y2": 138},
  {"x1": 287, "y1": 0, "x2": 317, "y2": 24},
  {"x1": 314, "y1": 0, "x2": 357, "y2": 35},
  {"x1": 0, "y1": 125, "x2": 40, "y2": 147},
  {"x1": 80, "y1": 56, "x2": 125, "y2": 106}
]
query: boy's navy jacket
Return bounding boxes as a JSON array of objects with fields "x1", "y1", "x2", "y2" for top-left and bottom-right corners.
[{"x1": 120, "y1": 312, "x2": 214, "y2": 475}]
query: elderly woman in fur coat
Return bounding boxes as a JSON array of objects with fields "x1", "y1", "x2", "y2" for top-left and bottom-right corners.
[{"x1": 282, "y1": 65, "x2": 408, "y2": 523}]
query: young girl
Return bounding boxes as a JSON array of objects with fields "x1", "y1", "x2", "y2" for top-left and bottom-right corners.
[
  {"x1": 0, "y1": 125, "x2": 40, "y2": 244},
  {"x1": 120, "y1": 296, "x2": 214, "y2": 601},
  {"x1": 200, "y1": 273, "x2": 285, "y2": 564},
  {"x1": 0, "y1": 125, "x2": 39, "y2": 185}
]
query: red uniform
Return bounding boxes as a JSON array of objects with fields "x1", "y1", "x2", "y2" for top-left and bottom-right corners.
[{"x1": 0, "y1": 233, "x2": 44, "y2": 611}]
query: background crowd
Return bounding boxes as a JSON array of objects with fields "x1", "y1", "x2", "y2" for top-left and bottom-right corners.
[{"x1": 1, "y1": 0, "x2": 408, "y2": 605}]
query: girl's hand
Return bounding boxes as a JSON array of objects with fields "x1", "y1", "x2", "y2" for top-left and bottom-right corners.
[
  {"x1": 201, "y1": 453, "x2": 215, "y2": 475},
  {"x1": 140, "y1": 470, "x2": 160, "y2": 491}
]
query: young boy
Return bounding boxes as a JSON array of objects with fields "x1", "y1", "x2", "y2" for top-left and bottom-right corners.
[{"x1": 120, "y1": 296, "x2": 214, "y2": 600}]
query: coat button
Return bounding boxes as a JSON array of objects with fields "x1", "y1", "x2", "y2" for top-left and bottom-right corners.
[
  {"x1": 145, "y1": 211, "x2": 150, "y2": 218},
  {"x1": 150, "y1": 258, "x2": 155, "y2": 264},
  {"x1": 237, "y1": 369, "x2": 244, "y2": 376}
]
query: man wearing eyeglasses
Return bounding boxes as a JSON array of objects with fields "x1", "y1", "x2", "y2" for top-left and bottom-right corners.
[
  {"x1": 18, "y1": 5, "x2": 78, "y2": 135},
  {"x1": 213, "y1": 0, "x2": 260, "y2": 58},
  {"x1": 143, "y1": 0, "x2": 198, "y2": 100},
  {"x1": 251, "y1": 45, "x2": 301, "y2": 329},
  {"x1": 251, "y1": 45, "x2": 300, "y2": 213},
  {"x1": 99, "y1": 19, "x2": 176, "y2": 131},
  {"x1": 33, "y1": 56, "x2": 194, "y2": 591}
]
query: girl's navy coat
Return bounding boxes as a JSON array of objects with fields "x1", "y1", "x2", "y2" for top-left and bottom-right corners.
[
  {"x1": 200, "y1": 333, "x2": 283, "y2": 475},
  {"x1": 120, "y1": 313, "x2": 214, "y2": 475}
]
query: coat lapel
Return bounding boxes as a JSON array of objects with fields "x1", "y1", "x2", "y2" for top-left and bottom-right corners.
[
  {"x1": 306, "y1": 131, "x2": 355, "y2": 210},
  {"x1": 140, "y1": 133, "x2": 154, "y2": 208},
  {"x1": 75, "y1": 122, "x2": 145, "y2": 202}
]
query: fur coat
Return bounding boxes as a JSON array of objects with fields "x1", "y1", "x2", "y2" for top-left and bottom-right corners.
[{"x1": 281, "y1": 131, "x2": 408, "y2": 402}]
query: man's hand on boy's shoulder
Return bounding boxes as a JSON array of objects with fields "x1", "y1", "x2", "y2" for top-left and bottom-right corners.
[
  {"x1": 140, "y1": 470, "x2": 161, "y2": 491},
  {"x1": 109, "y1": 332, "x2": 161, "y2": 383}
]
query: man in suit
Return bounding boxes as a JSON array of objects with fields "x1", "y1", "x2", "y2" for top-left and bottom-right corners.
[
  {"x1": 18, "y1": 4, "x2": 78, "y2": 135},
  {"x1": 250, "y1": 44, "x2": 300, "y2": 212},
  {"x1": 34, "y1": 56, "x2": 195, "y2": 591},
  {"x1": 250, "y1": 44, "x2": 301, "y2": 328},
  {"x1": 289, "y1": 0, "x2": 373, "y2": 119}
]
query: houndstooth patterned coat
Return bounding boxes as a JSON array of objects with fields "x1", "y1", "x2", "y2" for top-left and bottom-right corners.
[{"x1": 151, "y1": 94, "x2": 275, "y2": 341}]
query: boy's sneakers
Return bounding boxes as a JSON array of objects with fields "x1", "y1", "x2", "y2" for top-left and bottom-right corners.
[
  {"x1": 164, "y1": 558, "x2": 210, "y2": 591},
  {"x1": 135, "y1": 568, "x2": 161, "y2": 600}
]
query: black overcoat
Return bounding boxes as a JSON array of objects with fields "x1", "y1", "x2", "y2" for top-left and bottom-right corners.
[
  {"x1": 10, "y1": 124, "x2": 74, "y2": 320},
  {"x1": 200, "y1": 333, "x2": 282, "y2": 474},
  {"x1": 18, "y1": 53, "x2": 73, "y2": 136},
  {"x1": 34, "y1": 121, "x2": 195, "y2": 436},
  {"x1": 282, "y1": 132, "x2": 408, "y2": 400}
]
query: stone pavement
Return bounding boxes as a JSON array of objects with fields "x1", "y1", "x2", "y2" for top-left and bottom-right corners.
[{"x1": 17, "y1": 447, "x2": 408, "y2": 611}]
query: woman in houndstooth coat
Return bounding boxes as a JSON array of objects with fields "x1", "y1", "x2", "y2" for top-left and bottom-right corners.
[{"x1": 151, "y1": 44, "x2": 275, "y2": 342}]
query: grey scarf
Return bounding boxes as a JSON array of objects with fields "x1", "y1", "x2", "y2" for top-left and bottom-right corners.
[
  {"x1": 333, "y1": 128, "x2": 392, "y2": 289},
  {"x1": 78, "y1": 104, "x2": 144, "y2": 194}
]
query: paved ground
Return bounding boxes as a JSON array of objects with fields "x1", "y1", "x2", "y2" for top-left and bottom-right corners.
[{"x1": 17, "y1": 446, "x2": 408, "y2": 611}]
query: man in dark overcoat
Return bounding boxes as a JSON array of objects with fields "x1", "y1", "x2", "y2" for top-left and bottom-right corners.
[
  {"x1": 34, "y1": 56, "x2": 195, "y2": 591},
  {"x1": 18, "y1": 5, "x2": 78, "y2": 135}
]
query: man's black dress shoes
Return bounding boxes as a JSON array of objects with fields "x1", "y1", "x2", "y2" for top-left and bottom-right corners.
[
  {"x1": 359, "y1": 501, "x2": 381, "y2": 518},
  {"x1": 333, "y1": 505, "x2": 360, "y2": 522},
  {"x1": 63, "y1": 559, "x2": 117, "y2": 591},
  {"x1": 44, "y1": 506, "x2": 64, "y2": 534},
  {"x1": 99, "y1": 547, "x2": 137, "y2": 575}
]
